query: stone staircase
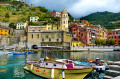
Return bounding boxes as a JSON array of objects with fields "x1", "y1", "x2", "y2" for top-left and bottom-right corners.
[{"x1": 103, "y1": 61, "x2": 120, "y2": 79}]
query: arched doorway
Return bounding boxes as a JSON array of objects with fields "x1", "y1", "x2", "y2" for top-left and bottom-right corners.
[{"x1": 32, "y1": 45, "x2": 38, "y2": 49}]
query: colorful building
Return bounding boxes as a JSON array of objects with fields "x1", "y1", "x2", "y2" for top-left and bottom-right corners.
[
  {"x1": 16, "y1": 22, "x2": 28, "y2": 30},
  {"x1": 71, "y1": 22, "x2": 107, "y2": 46},
  {"x1": 52, "y1": 11, "x2": 61, "y2": 17},
  {"x1": 30, "y1": 16, "x2": 39, "y2": 22},
  {"x1": 46, "y1": 24, "x2": 60, "y2": 30},
  {"x1": 0, "y1": 28, "x2": 9, "y2": 36},
  {"x1": 108, "y1": 29, "x2": 120, "y2": 45}
]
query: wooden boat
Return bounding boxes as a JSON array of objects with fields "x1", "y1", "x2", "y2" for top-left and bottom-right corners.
[{"x1": 24, "y1": 58, "x2": 93, "y2": 79}]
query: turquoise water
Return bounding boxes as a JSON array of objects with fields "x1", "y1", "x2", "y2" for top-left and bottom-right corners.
[
  {"x1": 0, "y1": 54, "x2": 43, "y2": 79},
  {"x1": 1, "y1": 51, "x2": 120, "y2": 79}
]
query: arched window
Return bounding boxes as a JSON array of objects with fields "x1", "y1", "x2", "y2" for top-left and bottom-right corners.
[
  {"x1": 64, "y1": 21, "x2": 65, "y2": 24},
  {"x1": 32, "y1": 34, "x2": 33, "y2": 39},
  {"x1": 49, "y1": 38, "x2": 51, "y2": 42}
]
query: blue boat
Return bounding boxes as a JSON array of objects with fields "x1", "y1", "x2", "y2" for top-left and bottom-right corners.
[{"x1": 12, "y1": 52, "x2": 25, "y2": 55}]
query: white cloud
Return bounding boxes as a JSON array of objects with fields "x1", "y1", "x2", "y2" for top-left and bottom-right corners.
[{"x1": 23, "y1": 0, "x2": 120, "y2": 18}]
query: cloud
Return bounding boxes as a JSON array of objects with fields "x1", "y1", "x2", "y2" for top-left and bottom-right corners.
[{"x1": 23, "y1": 0, "x2": 120, "y2": 18}]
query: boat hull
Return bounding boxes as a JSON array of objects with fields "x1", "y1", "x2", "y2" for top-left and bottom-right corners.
[{"x1": 24, "y1": 63, "x2": 93, "y2": 79}]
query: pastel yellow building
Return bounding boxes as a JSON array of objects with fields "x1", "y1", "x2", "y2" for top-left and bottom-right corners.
[
  {"x1": 72, "y1": 41, "x2": 84, "y2": 46},
  {"x1": 46, "y1": 24, "x2": 60, "y2": 30},
  {"x1": 0, "y1": 28, "x2": 9, "y2": 36},
  {"x1": 100, "y1": 30, "x2": 103, "y2": 40},
  {"x1": 16, "y1": 22, "x2": 28, "y2": 30}
]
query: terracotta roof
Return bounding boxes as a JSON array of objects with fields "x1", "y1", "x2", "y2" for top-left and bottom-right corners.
[{"x1": 61, "y1": 9, "x2": 68, "y2": 14}]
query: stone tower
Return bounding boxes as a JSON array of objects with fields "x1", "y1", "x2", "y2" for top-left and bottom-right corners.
[{"x1": 60, "y1": 9, "x2": 69, "y2": 32}]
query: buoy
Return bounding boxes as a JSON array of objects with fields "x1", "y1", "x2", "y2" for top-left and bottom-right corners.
[
  {"x1": 43, "y1": 70, "x2": 46, "y2": 74},
  {"x1": 51, "y1": 68, "x2": 54, "y2": 78},
  {"x1": 30, "y1": 64, "x2": 33, "y2": 70},
  {"x1": 36, "y1": 68, "x2": 39, "y2": 72},
  {"x1": 62, "y1": 70, "x2": 65, "y2": 79}
]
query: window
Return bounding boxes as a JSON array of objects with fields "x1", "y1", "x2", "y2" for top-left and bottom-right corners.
[
  {"x1": 46, "y1": 35, "x2": 48, "y2": 38},
  {"x1": 37, "y1": 34, "x2": 39, "y2": 39},
  {"x1": 35, "y1": 20, "x2": 36, "y2": 21},
  {"x1": 115, "y1": 36, "x2": 116, "y2": 38},
  {"x1": 64, "y1": 21, "x2": 65, "y2": 24},
  {"x1": 57, "y1": 27, "x2": 58, "y2": 30},
  {"x1": 42, "y1": 38, "x2": 44, "y2": 41},
  {"x1": 32, "y1": 34, "x2": 33, "y2": 39},
  {"x1": 52, "y1": 27, "x2": 53, "y2": 29},
  {"x1": 31, "y1": 17, "x2": 33, "y2": 19},
  {"x1": 48, "y1": 27, "x2": 50, "y2": 29},
  {"x1": 114, "y1": 32, "x2": 116, "y2": 34},
  {"x1": 31, "y1": 20, "x2": 32, "y2": 22},
  {"x1": 119, "y1": 36, "x2": 120, "y2": 38},
  {"x1": 5, "y1": 31, "x2": 7, "y2": 32},
  {"x1": 64, "y1": 15, "x2": 65, "y2": 17},
  {"x1": 57, "y1": 38, "x2": 59, "y2": 41},
  {"x1": 49, "y1": 38, "x2": 51, "y2": 42}
]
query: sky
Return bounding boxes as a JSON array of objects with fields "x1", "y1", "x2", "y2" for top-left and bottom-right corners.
[{"x1": 23, "y1": 0, "x2": 120, "y2": 18}]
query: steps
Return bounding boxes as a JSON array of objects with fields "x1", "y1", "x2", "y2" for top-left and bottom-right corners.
[{"x1": 103, "y1": 61, "x2": 120, "y2": 79}]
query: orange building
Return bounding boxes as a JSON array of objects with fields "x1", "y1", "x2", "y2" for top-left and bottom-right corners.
[
  {"x1": 0, "y1": 28, "x2": 9, "y2": 36},
  {"x1": 108, "y1": 29, "x2": 120, "y2": 45}
]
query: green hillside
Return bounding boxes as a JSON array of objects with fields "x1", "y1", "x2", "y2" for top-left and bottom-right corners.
[
  {"x1": 81, "y1": 11, "x2": 120, "y2": 30},
  {"x1": 0, "y1": 0, "x2": 74, "y2": 25}
]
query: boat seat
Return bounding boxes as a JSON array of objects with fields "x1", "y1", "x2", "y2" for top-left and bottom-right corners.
[{"x1": 66, "y1": 63, "x2": 74, "y2": 69}]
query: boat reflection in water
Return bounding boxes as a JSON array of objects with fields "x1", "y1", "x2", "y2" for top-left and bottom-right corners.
[{"x1": 0, "y1": 54, "x2": 8, "y2": 72}]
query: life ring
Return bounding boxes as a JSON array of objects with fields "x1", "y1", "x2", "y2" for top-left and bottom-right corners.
[
  {"x1": 36, "y1": 68, "x2": 39, "y2": 72},
  {"x1": 43, "y1": 70, "x2": 46, "y2": 74}
]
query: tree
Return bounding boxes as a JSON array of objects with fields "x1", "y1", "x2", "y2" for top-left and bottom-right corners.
[
  {"x1": 118, "y1": 40, "x2": 120, "y2": 45},
  {"x1": 95, "y1": 39, "x2": 100, "y2": 46},
  {"x1": 9, "y1": 22, "x2": 16, "y2": 29},
  {"x1": 5, "y1": 13, "x2": 10, "y2": 18},
  {"x1": 102, "y1": 40, "x2": 106, "y2": 45},
  {"x1": 108, "y1": 39, "x2": 116, "y2": 45}
]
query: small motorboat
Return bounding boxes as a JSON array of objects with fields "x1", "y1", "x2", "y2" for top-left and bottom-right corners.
[
  {"x1": 24, "y1": 58, "x2": 93, "y2": 79},
  {"x1": 89, "y1": 58, "x2": 109, "y2": 72}
]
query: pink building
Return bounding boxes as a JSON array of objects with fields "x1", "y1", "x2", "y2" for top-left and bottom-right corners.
[
  {"x1": 52, "y1": 11, "x2": 61, "y2": 17},
  {"x1": 71, "y1": 22, "x2": 107, "y2": 46}
]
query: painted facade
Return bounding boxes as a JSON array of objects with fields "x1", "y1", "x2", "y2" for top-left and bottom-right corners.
[
  {"x1": 46, "y1": 24, "x2": 60, "y2": 30},
  {"x1": 30, "y1": 16, "x2": 39, "y2": 22},
  {"x1": 52, "y1": 11, "x2": 61, "y2": 17},
  {"x1": 108, "y1": 29, "x2": 120, "y2": 45},
  {"x1": 0, "y1": 28, "x2": 9, "y2": 36},
  {"x1": 71, "y1": 22, "x2": 107, "y2": 46},
  {"x1": 16, "y1": 22, "x2": 28, "y2": 30}
]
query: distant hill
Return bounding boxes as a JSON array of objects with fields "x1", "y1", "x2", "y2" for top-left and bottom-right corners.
[{"x1": 80, "y1": 11, "x2": 120, "y2": 30}]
